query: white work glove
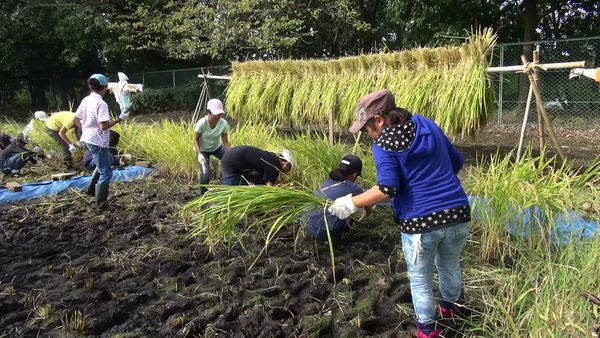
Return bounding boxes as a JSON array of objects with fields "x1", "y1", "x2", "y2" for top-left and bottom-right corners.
[
  {"x1": 328, "y1": 194, "x2": 359, "y2": 219},
  {"x1": 119, "y1": 111, "x2": 129, "y2": 120},
  {"x1": 68, "y1": 144, "x2": 77, "y2": 153},
  {"x1": 76, "y1": 141, "x2": 84, "y2": 148},
  {"x1": 197, "y1": 154, "x2": 207, "y2": 174}
]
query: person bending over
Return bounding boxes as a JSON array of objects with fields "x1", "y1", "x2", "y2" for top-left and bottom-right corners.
[
  {"x1": 45, "y1": 111, "x2": 81, "y2": 169},
  {"x1": 220, "y1": 146, "x2": 293, "y2": 187}
]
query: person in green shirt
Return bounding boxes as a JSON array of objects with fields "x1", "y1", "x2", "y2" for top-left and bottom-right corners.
[
  {"x1": 193, "y1": 98, "x2": 232, "y2": 195},
  {"x1": 45, "y1": 111, "x2": 81, "y2": 169}
]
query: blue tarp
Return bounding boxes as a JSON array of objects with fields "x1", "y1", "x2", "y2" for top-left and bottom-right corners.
[
  {"x1": 0, "y1": 166, "x2": 156, "y2": 205},
  {"x1": 468, "y1": 195, "x2": 600, "y2": 245}
]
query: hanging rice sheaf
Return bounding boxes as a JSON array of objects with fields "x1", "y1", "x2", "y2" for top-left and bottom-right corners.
[{"x1": 225, "y1": 29, "x2": 497, "y2": 137}]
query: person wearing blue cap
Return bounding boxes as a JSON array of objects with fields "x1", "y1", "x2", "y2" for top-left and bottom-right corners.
[{"x1": 74, "y1": 74, "x2": 129, "y2": 209}]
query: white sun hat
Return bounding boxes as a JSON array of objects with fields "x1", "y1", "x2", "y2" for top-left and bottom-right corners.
[
  {"x1": 206, "y1": 98, "x2": 225, "y2": 115},
  {"x1": 279, "y1": 148, "x2": 296, "y2": 167},
  {"x1": 34, "y1": 111, "x2": 48, "y2": 121},
  {"x1": 118, "y1": 72, "x2": 129, "y2": 81}
]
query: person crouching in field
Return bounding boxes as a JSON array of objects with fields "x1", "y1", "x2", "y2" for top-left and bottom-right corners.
[
  {"x1": 193, "y1": 99, "x2": 232, "y2": 195},
  {"x1": 0, "y1": 134, "x2": 12, "y2": 151},
  {"x1": 45, "y1": 111, "x2": 81, "y2": 169},
  {"x1": 328, "y1": 89, "x2": 471, "y2": 338},
  {"x1": 220, "y1": 146, "x2": 293, "y2": 186},
  {"x1": 74, "y1": 74, "x2": 128, "y2": 209},
  {"x1": 82, "y1": 130, "x2": 122, "y2": 172},
  {"x1": 0, "y1": 133, "x2": 45, "y2": 176},
  {"x1": 300, "y1": 154, "x2": 372, "y2": 240}
]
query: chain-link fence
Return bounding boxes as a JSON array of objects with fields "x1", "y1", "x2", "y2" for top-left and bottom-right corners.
[
  {"x1": 128, "y1": 66, "x2": 231, "y2": 91},
  {"x1": 491, "y1": 37, "x2": 600, "y2": 129}
]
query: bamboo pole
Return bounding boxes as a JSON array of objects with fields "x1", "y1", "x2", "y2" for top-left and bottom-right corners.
[
  {"x1": 515, "y1": 84, "x2": 534, "y2": 162},
  {"x1": 487, "y1": 61, "x2": 586, "y2": 73},
  {"x1": 520, "y1": 56, "x2": 567, "y2": 162},
  {"x1": 533, "y1": 47, "x2": 545, "y2": 163},
  {"x1": 199, "y1": 61, "x2": 587, "y2": 81},
  {"x1": 328, "y1": 108, "x2": 334, "y2": 146}
]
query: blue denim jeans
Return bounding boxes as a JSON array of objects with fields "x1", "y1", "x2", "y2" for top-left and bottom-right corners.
[
  {"x1": 221, "y1": 169, "x2": 265, "y2": 186},
  {"x1": 401, "y1": 222, "x2": 470, "y2": 325},
  {"x1": 2, "y1": 154, "x2": 26, "y2": 172},
  {"x1": 200, "y1": 145, "x2": 227, "y2": 195},
  {"x1": 84, "y1": 143, "x2": 113, "y2": 185}
]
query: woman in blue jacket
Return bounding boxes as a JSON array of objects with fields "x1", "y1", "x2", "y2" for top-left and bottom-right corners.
[{"x1": 328, "y1": 89, "x2": 471, "y2": 338}]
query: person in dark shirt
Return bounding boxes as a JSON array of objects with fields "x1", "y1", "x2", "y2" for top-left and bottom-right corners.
[
  {"x1": 300, "y1": 154, "x2": 372, "y2": 240},
  {"x1": 82, "y1": 130, "x2": 121, "y2": 171},
  {"x1": 0, "y1": 134, "x2": 11, "y2": 150},
  {"x1": 0, "y1": 133, "x2": 44, "y2": 175},
  {"x1": 220, "y1": 146, "x2": 294, "y2": 186}
]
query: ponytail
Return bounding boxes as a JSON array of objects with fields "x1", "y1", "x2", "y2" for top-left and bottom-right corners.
[
  {"x1": 383, "y1": 107, "x2": 412, "y2": 125},
  {"x1": 329, "y1": 169, "x2": 346, "y2": 182}
]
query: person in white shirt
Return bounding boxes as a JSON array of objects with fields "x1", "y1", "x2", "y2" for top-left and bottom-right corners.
[
  {"x1": 74, "y1": 74, "x2": 128, "y2": 209},
  {"x1": 22, "y1": 111, "x2": 48, "y2": 137},
  {"x1": 193, "y1": 98, "x2": 232, "y2": 195},
  {"x1": 114, "y1": 72, "x2": 132, "y2": 114}
]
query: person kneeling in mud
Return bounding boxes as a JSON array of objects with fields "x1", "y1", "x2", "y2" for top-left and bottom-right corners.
[
  {"x1": 82, "y1": 130, "x2": 122, "y2": 172},
  {"x1": 220, "y1": 146, "x2": 294, "y2": 186},
  {"x1": 300, "y1": 154, "x2": 372, "y2": 240},
  {"x1": 0, "y1": 133, "x2": 45, "y2": 176}
]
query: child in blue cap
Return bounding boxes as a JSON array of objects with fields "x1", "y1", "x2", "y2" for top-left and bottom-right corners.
[{"x1": 74, "y1": 74, "x2": 129, "y2": 209}]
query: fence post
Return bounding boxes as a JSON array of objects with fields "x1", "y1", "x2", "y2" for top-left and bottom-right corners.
[
  {"x1": 497, "y1": 44, "x2": 504, "y2": 125},
  {"x1": 173, "y1": 70, "x2": 176, "y2": 88}
]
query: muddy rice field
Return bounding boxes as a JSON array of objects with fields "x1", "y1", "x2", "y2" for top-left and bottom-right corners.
[
  {"x1": 0, "y1": 121, "x2": 598, "y2": 338},
  {"x1": 0, "y1": 176, "x2": 427, "y2": 338}
]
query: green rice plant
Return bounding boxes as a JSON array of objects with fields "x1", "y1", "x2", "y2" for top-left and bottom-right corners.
[
  {"x1": 465, "y1": 227, "x2": 600, "y2": 337},
  {"x1": 225, "y1": 29, "x2": 497, "y2": 137},
  {"x1": 184, "y1": 185, "x2": 325, "y2": 249},
  {"x1": 184, "y1": 184, "x2": 346, "y2": 282},
  {"x1": 114, "y1": 120, "x2": 197, "y2": 179},
  {"x1": 465, "y1": 147, "x2": 600, "y2": 262}
]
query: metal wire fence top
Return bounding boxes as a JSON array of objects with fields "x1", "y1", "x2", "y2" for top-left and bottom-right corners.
[{"x1": 492, "y1": 36, "x2": 600, "y2": 129}]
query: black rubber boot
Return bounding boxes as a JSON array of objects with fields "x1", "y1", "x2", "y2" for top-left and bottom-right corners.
[
  {"x1": 95, "y1": 183, "x2": 109, "y2": 209},
  {"x1": 87, "y1": 169, "x2": 100, "y2": 196}
]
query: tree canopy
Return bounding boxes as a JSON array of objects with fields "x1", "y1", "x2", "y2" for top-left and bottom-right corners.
[{"x1": 0, "y1": 0, "x2": 599, "y2": 111}]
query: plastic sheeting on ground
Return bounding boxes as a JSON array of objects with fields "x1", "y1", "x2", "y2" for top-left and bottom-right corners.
[
  {"x1": 0, "y1": 166, "x2": 156, "y2": 205},
  {"x1": 468, "y1": 195, "x2": 600, "y2": 245}
]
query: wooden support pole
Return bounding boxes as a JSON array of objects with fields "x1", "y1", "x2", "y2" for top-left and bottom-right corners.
[
  {"x1": 520, "y1": 56, "x2": 567, "y2": 163},
  {"x1": 352, "y1": 132, "x2": 362, "y2": 155},
  {"x1": 533, "y1": 47, "x2": 545, "y2": 163},
  {"x1": 328, "y1": 109, "x2": 334, "y2": 146},
  {"x1": 516, "y1": 84, "x2": 534, "y2": 162}
]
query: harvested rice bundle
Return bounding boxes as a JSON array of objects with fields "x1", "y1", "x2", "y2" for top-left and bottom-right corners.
[
  {"x1": 184, "y1": 185, "x2": 328, "y2": 252},
  {"x1": 226, "y1": 29, "x2": 496, "y2": 137}
]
